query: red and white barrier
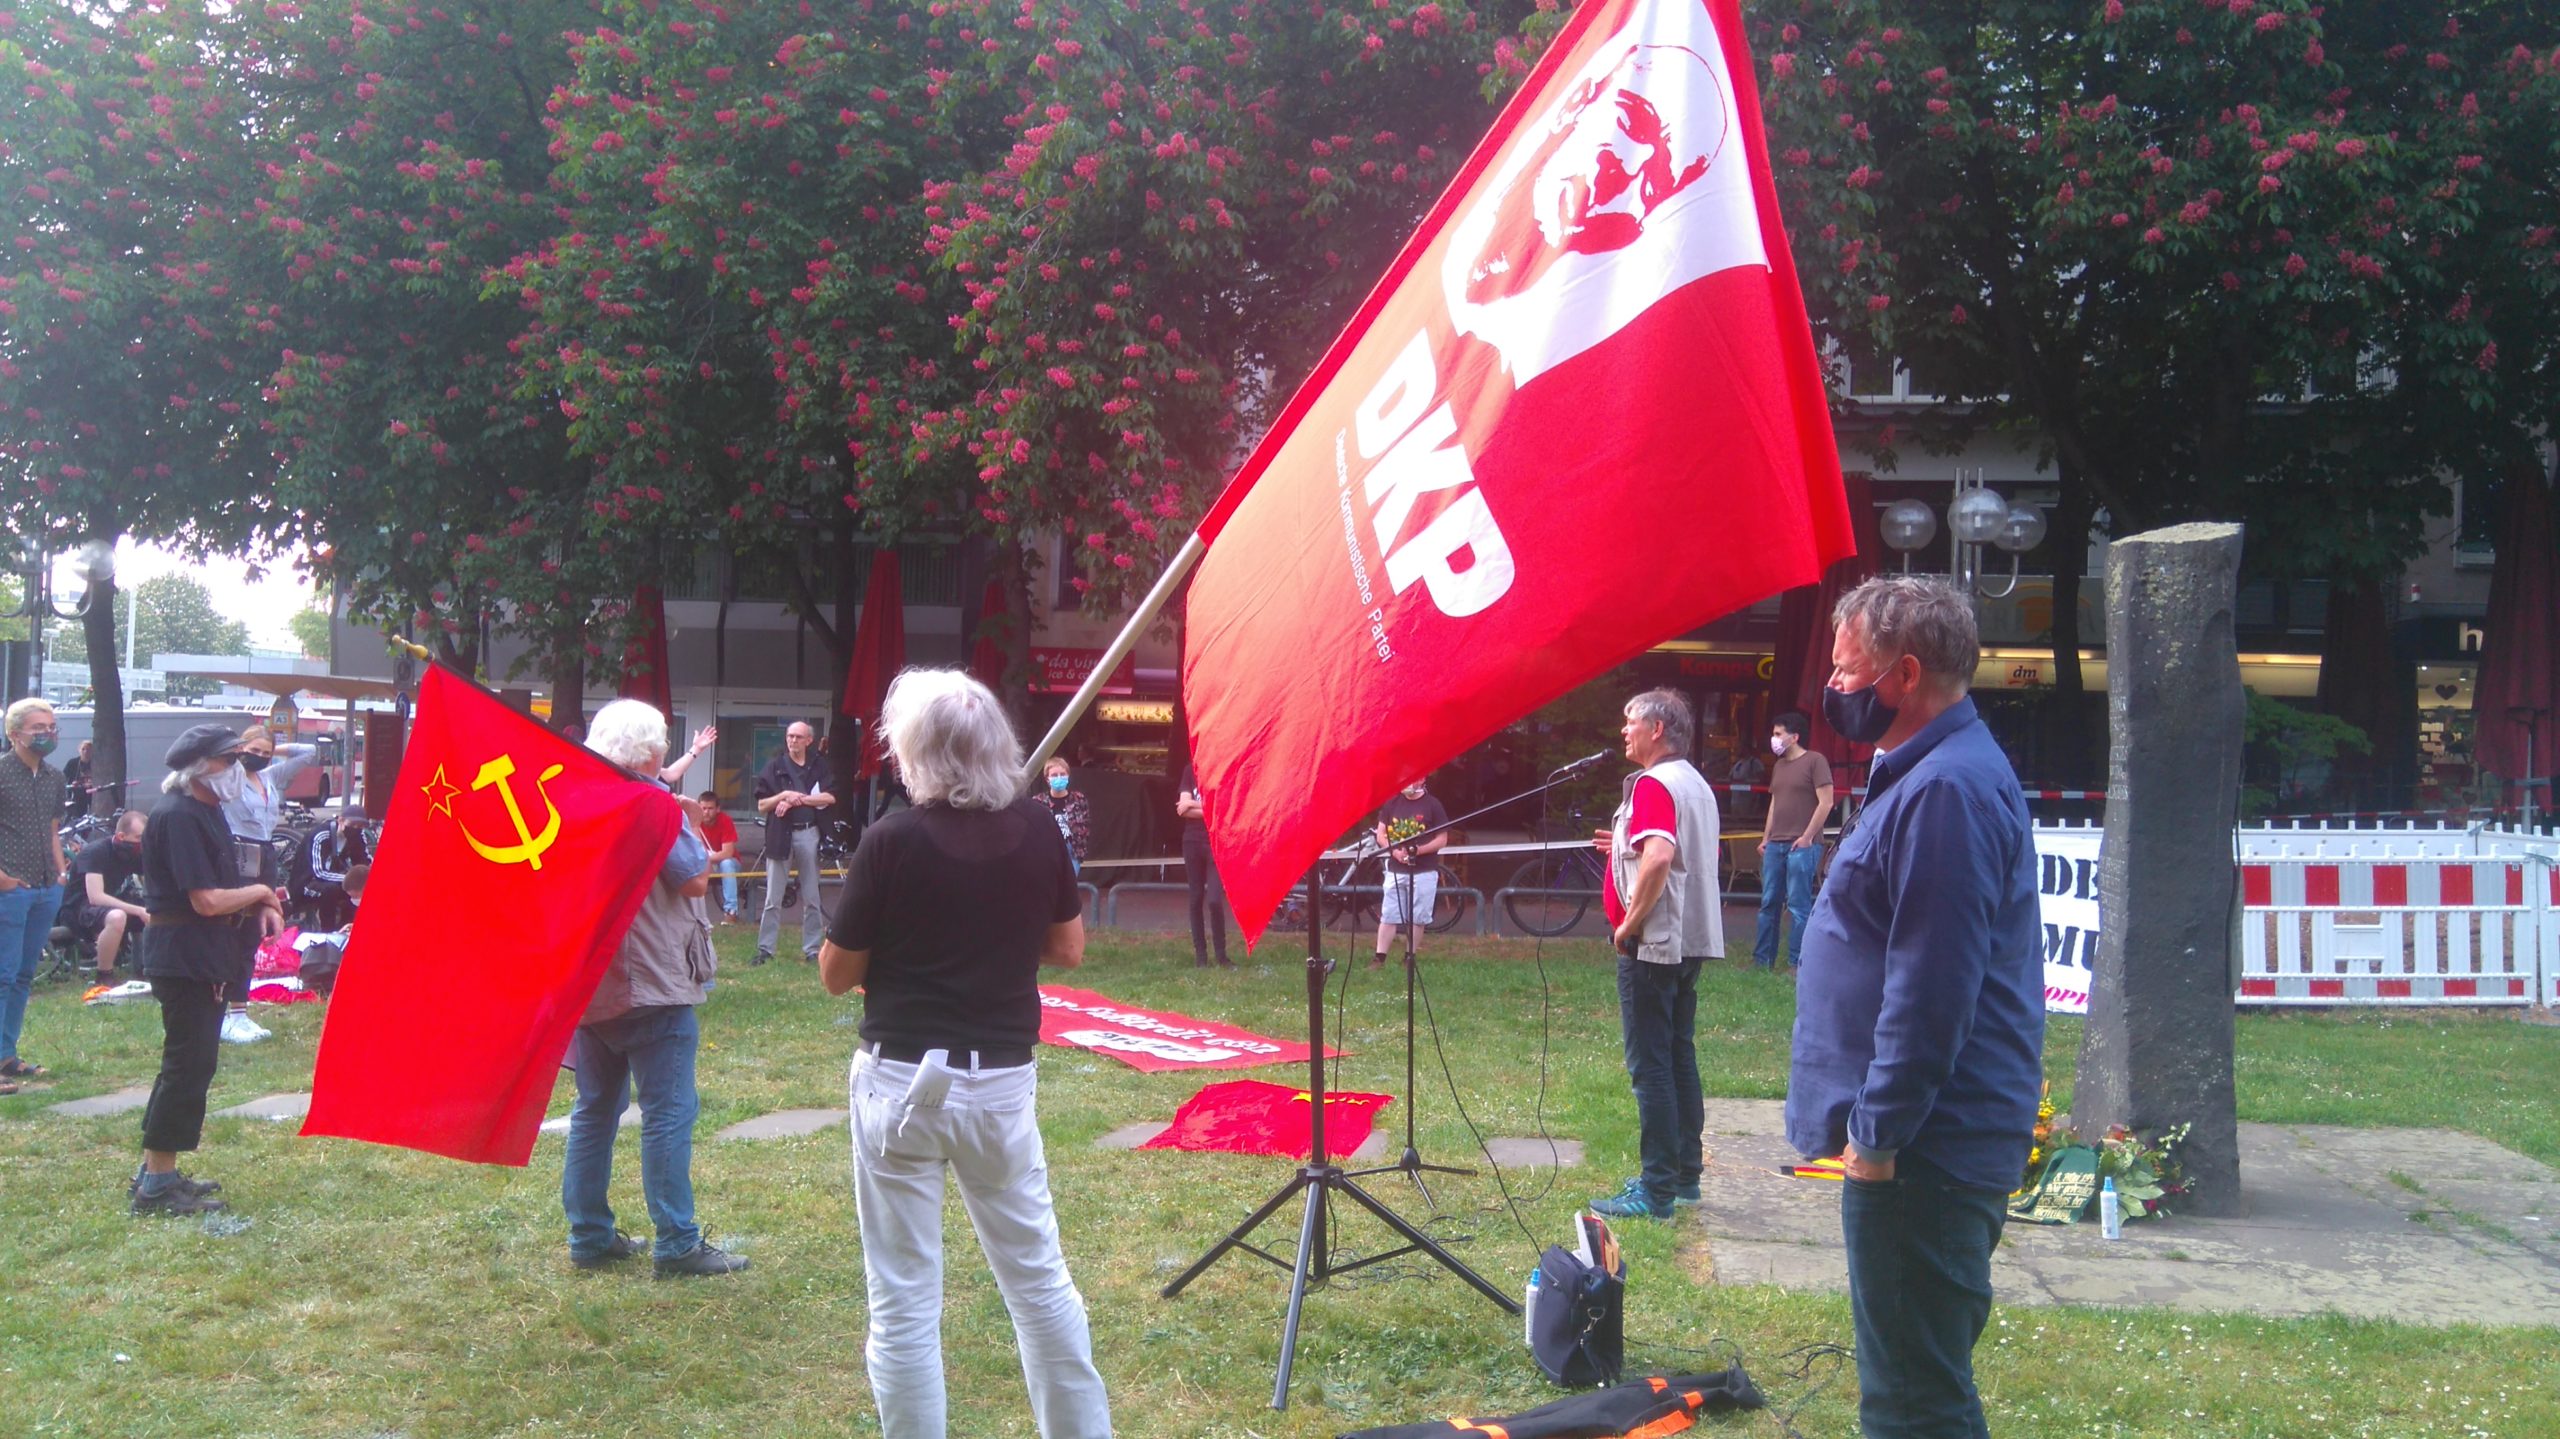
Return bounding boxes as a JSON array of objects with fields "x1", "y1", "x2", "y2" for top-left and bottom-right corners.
[{"x1": 2236, "y1": 854, "x2": 2555, "y2": 1006}]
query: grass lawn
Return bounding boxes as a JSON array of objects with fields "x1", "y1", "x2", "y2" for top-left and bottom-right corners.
[{"x1": 1, "y1": 928, "x2": 2555, "y2": 1438}]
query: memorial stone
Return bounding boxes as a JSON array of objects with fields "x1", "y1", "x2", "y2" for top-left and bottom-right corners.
[{"x1": 2073, "y1": 522, "x2": 2245, "y2": 1215}]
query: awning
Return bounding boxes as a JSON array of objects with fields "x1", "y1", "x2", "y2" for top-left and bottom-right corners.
[{"x1": 162, "y1": 667, "x2": 400, "y2": 702}]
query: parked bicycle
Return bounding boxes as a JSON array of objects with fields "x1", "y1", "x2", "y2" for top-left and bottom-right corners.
[
  {"x1": 1501, "y1": 806, "x2": 1607, "y2": 937},
  {"x1": 1268, "y1": 844, "x2": 1469, "y2": 936}
]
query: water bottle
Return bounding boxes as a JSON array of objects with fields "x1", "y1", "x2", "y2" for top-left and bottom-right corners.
[
  {"x1": 1523, "y1": 1265, "x2": 1543, "y2": 1347},
  {"x1": 2099, "y1": 1177, "x2": 2123, "y2": 1239}
]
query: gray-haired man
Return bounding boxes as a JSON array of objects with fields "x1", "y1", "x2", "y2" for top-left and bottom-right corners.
[{"x1": 1589, "y1": 688, "x2": 1722, "y2": 1220}]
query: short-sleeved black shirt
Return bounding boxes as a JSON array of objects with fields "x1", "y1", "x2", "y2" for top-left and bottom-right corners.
[
  {"x1": 1376, "y1": 792, "x2": 1450, "y2": 873},
  {"x1": 829, "y1": 796, "x2": 1080, "y2": 1051},
  {"x1": 140, "y1": 792, "x2": 255, "y2": 982},
  {"x1": 755, "y1": 752, "x2": 834, "y2": 838},
  {"x1": 70, "y1": 837, "x2": 145, "y2": 903}
]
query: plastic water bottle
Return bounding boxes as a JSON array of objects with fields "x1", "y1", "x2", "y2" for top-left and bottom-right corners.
[
  {"x1": 1524, "y1": 1266, "x2": 1543, "y2": 1347},
  {"x1": 2099, "y1": 1177, "x2": 2123, "y2": 1239}
]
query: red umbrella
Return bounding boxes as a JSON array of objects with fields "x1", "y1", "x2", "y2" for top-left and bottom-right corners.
[
  {"x1": 2473, "y1": 462, "x2": 2560, "y2": 812},
  {"x1": 841, "y1": 549, "x2": 906, "y2": 779},
  {"x1": 1769, "y1": 470, "x2": 1881, "y2": 771},
  {"x1": 616, "y1": 583, "x2": 673, "y2": 718}
]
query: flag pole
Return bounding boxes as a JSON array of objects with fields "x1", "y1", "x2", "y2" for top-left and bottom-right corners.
[{"x1": 1021, "y1": 530, "x2": 1206, "y2": 781}]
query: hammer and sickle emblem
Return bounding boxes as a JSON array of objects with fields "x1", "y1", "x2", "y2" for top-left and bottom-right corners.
[{"x1": 459, "y1": 754, "x2": 566, "y2": 870}]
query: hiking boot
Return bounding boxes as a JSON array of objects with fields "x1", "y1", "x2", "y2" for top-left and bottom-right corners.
[
  {"x1": 571, "y1": 1230, "x2": 646, "y2": 1270},
  {"x1": 132, "y1": 1183, "x2": 230, "y2": 1218},
  {"x1": 654, "y1": 1242, "x2": 749, "y2": 1279}
]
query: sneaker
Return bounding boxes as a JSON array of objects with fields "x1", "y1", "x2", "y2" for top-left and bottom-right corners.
[
  {"x1": 571, "y1": 1230, "x2": 646, "y2": 1270},
  {"x1": 1674, "y1": 1183, "x2": 1702, "y2": 1207},
  {"x1": 132, "y1": 1182, "x2": 229, "y2": 1218},
  {"x1": 749, "y1": 952, "x2": 772, "y2": 968},
  {"x1": 653, "y1": 1241, "x2": 750, "y2": 1279},
  {"x1": 219, "y1": 1013, "x2": 270, "y2": 1045},
  {"x1": 1589, "y1": 1188, "x2": 1671, "y2": 1221},
  {"x1": 129, "y1": 1170, "x2": 223, "y2": 1201}
]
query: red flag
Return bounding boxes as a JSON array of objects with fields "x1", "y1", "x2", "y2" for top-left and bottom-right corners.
[
  {"x1": 1138, "y1": 1079, "x2": 1393, "y2": 1162},
  {"x1": 1182, "y1": 0, "x2": 1851, "y2": 943},
  {"x1": 300, "y1": 666, "x2": 684, "y2": 1165}
]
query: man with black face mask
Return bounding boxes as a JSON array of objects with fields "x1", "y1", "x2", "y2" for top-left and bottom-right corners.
[
  {"x1": 1788, "y1": 575, "x2": 2042, "y2": 1439},
  {"x1": 70, "y1": 809, "x2": 153, "y2": 984}
]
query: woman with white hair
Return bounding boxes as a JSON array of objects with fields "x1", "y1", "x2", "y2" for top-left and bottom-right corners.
[
  {"x1": 817, "y1": 668, "x2": 1110, "y2": 1439},
  {"x1": 560, "y1": 700, "x2": 746, "y2": 1278}
]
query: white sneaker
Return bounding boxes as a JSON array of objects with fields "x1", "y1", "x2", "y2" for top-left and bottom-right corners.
[{"x1": 219, "y1": 1012, "x2": 270, "y2": 1045}]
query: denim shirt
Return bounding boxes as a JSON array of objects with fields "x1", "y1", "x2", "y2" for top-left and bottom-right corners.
[{"x1": 1785, "y1": 697, "x2": 2045, "y2": 1192}]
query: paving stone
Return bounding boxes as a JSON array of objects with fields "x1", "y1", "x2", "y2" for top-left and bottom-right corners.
[
  {"x1": 213, "y1": 1092, "x2": 310, "y2": 1121},
  {"x1": 1686, "y1": 1119, "x2": 2560, "y2": 1328},
  {"x1": 1481, "y1": 1136, "x2": 1583, "y2": 1168},
  {"x1": 715, "y1": 1108, "x2": 848, "y2": 1142},
  {"x1": 538, "y1": 1104, "x2": 640, "y2": 1136},
  {"x1": 48, "y1": 1086, "x2": 154, "y2": 1118}
]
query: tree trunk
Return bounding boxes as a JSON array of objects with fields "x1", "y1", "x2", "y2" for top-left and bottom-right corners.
[
  {"x1": 829, "y1": 518, "x2": 862, "y2": 734},
  {"x1": 2043, "y1": 464, "x2": 2098, "y2": 786},
  {"x1": 546, "y1": 629, "x2": 585, "y2": 735},
  {"x1": 81, "y1": 565, "x2": 125, "y2": 817}
]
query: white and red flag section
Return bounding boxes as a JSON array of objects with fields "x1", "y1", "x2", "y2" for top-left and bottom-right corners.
[
  {"x1": 301, "y1": 666, "x2": 683, "y2": 1165},
  {"x1": 1181, "y1": 0, "x2": 1851, "y2": 944},
  {"x1": 1037, "y1": 986, "x2": 1340, "y2": 1071}
]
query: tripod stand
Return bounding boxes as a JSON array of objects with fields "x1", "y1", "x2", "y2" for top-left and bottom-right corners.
[
  {"x1": 1160, "y1": 758, "x2": 1612, "y2": 1409},
  {"x1": 1160, "y1": 859, "x2": 1519, "y2": 1410},
  {"x1": 1348, "y1": 849, "x2": 1474, "y2": 1208}
]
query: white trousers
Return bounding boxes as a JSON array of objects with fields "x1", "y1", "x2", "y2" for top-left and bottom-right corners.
[{"x1": 851, "y1": 1052, "x2": 1112, "y2": 1439}]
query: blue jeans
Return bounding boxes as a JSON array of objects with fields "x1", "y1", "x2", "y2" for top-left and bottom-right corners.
[
  {"x1": 0, "y1": 883, "x2": 61, "y2": 1063},
  {"x1": 562, "y1": 1006, "x2": 703, "y2": 1261},
  {"x1": 1842, "y1": 1152, "x2": 2007, "y2": 1439},
  {"x1": 1616, "y1": 955, "x2": 1703, "y2": 1210},
  {"x1": 1754, "y1": 841, "x2": 1822, "y2": 968},
  {"x1": 714, "y1": 858, "x2": 740, "y2": 916}
]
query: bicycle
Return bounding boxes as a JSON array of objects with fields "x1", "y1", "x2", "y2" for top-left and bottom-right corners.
[{"x1": 1501, "y1": 807, "x2": 1607, "y2": 937}]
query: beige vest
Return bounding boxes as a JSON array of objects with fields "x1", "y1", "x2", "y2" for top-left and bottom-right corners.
[
  {"x1": 1611, "y1": 758, "x2": 1723, "y2": 964},
  {"x1": 581, "y1": 858, "x2": 716, "y2": 1026}
]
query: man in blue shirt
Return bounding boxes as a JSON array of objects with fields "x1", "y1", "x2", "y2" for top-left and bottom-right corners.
[{"x1": 1787, "y1": 576, "x2": 2043, "y2": 1439}]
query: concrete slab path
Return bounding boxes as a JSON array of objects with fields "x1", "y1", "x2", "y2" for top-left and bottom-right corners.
[
  {"x1": 48, "y1": 1085, "x2": 154, "y2": 1118},
  {"x1": 715, "y1": 1108, "x2": 847, "y2": 1141},
  {"x1": 1685, "y1": 1099, "x2": 2560, "y2": 1328},
  {"x1": 213, "y1": 1093, "x2": 310, "y2": 1121}
]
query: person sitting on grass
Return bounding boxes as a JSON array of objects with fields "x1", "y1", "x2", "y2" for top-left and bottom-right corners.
[
  {"x1": 818, "y1": 668, "x2": 1111, "y2": 1439},
  {"x1": 70, "y1": 809, "x2": 151, "y2": 985}
]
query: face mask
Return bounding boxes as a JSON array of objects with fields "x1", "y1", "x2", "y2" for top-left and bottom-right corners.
[
  {"x1": 241, "y1": 753, "x2": 272, "y2": 773},
  {"x1": 1402, "y1": 786, "x2": 1425, "y2": 800},
  {"x1": 1822, "y1": 666, "x2": 1902, "y2": 746},
  {"x1": 1769, "y1": 735, "x2": 1789, "y2": 757},
  {"x1": 204, "y1": 763, "x2": 248, "y2": 802},
  {"x1": 24, "y1": 732, "x2": 56, "y2": 757},
  {"x1": 1048, "y1": 775, "x2": 1070, "y2": 793}
]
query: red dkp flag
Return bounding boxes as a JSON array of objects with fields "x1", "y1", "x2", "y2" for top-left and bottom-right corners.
[
  {"x1": 301, "y1": 666, "x2": 683, "y2": 1165},
  {"x1": 1182, "y1": 0, "x2": 1852, "y2": 943}
]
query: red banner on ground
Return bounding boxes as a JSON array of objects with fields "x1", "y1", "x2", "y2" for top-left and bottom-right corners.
[
  {"x1": 1140, "y1": 1079, "x2": 1392, "y2": 1162},
  {"x1": 301, "y1": 666, "x2": 682, "y2": 1166},
  {"x1": 1036, "y1": 985, "x2": 1338, "y2": 1071},
  {"x1": 1180, "y1": 0, "x2": 1850, "y2": 945}
]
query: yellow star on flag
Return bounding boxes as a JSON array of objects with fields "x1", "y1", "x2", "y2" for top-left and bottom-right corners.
[{"x1": 420, "y1": 764, "x2": 461, "y2": 818}]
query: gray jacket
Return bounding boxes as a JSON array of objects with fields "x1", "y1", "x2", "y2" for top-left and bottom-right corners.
[{"x1": 581, "y1": 835, "x2": 716, "y2": 1024}]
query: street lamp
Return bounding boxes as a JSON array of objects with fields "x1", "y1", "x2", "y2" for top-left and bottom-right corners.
[
  {"x1": 2, "y1": 536, "x2": 107, "y2": 701},
  {"x1": 1876, "y1": 471, "x2": 2050, "y2": 598}
]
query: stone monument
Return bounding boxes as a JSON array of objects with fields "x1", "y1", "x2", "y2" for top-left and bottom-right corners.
[{"x1": 2073, "y1": 522, "x2": 2245, "y2": 1215}]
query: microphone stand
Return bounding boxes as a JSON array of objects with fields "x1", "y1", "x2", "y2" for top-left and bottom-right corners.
[
  {"x1": 1161, "y1": 858, "x2": 1519, "y2": 1411},
  {"x1": 1347, "y1": 754, "x2": 1615, "y2": 1205}
]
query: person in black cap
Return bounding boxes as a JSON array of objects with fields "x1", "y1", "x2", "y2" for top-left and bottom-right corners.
[{"x1": 130, "y1": 723, "x2": 284, "y2": 1217}]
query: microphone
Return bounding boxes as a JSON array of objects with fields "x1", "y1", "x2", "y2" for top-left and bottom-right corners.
[{"x1": 1552, "y1": 749, "x2": 1612, "y2": 774}]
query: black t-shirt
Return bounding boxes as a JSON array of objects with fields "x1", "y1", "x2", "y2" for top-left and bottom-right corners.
[
  {"x1": 1376, "y1": 792, "x2": 1450, "y2": 873},
  {"x1": 755, "y1": 752, "x2": 834, "y2": 837},
  {"x1": 829, "y1": 796, "x2": 1080, "y2": 1051},
  {"x1": 70, "y1": 837, "x2": 145, "y2": 905},
  {"x1": 140, "y1": 792, "x2": 255, "y2": 982},
  {"x1": 1179, "y1": 764, "x2": 1207, "y2": 842}
]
